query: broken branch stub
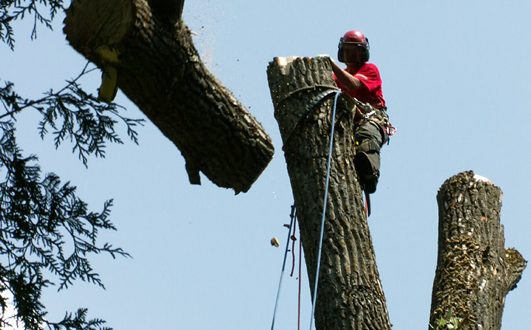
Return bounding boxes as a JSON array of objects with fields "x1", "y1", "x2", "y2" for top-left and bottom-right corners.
[
  {"x1": 63, "y1": 0, "x2": 274, "y2": 193},
  {"x1": 267, "y1": 56, "x2": 392, "y2": 330},
  {"x1": 430, "y1": 171, "x2": 526, "y2": 330}
]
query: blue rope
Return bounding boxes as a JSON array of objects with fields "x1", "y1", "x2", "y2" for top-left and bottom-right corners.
[
  {"x1": 270, "y1": 204, "x2": 297, "y2": 330},
  {"x1": 309, "y1": 91, "x2": 341, "y2": 330},
  {"x1": 270, "y1": 91, "x2": 341, "y2": 330}
]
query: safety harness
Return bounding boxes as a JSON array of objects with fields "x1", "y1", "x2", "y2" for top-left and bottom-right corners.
[{"x1": 351, "y1": 98, "x2": 396, "y2": 141}]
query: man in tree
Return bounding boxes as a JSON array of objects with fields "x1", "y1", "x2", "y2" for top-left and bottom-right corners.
[{"x1": 330, "y1": 29, "x2": 392, "y2": 194}]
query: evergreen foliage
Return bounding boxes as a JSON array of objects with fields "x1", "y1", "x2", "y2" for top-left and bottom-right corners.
[
  {"x1": 0, "y1": 0, "x2": 143, "y2": 328},
  {"x1": 1, "y1": 0, "x2": 65, "y2": 50}
]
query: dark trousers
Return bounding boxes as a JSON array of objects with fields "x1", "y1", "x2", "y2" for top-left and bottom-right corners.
[{"x1": 354, "y1": 120, "x2": 387, "y2": 193}]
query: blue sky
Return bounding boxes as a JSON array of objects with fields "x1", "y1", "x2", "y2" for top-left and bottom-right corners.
[{"x1": 2, "y1": 0, "x2": 530, "y2": 329}]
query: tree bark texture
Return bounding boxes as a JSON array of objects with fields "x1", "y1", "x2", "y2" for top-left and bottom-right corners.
[
  {"x1": 63, "y1": 0, "x2": 274, "y2": 193},
  {"x1": 267, "y1": 56, "x2": 392, "y2": 330},
  {"x1": 429, "y1": 171, "x2": 526, "y2": 330}
]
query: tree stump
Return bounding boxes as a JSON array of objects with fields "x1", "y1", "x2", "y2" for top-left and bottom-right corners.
[
  {"x1": 267, "y1": 56, "x2": 392, "y2": 330},
  {"x1": 63, "y1": 0, "x2": 274, "y2": 193},
  {"x1": 429, "y1": 171, "x2": 526, "y2": 329}
]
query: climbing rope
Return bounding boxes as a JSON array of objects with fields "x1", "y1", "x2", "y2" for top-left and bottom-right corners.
[
  {"x1": 308, "y1": 90, "x2": 341, "y2": 330},
  {"x1": 270, "y1": 91, "x2": 342, "y2": 330},
  {"x1": 288, "y1": 212, "x2": 302, "y2": 330},
  {"x1": 297, "y1": 236, "x2": 302, "y2": 330},
  {"x1": 270, "y1": 204, "x2": 297, "y2": 330},
  {"x1": 290, "y1": 215, "x2": 298, "y2": 277},
  {"x1": 276, "y1": 85, "x2": 341, "y2": 148}
]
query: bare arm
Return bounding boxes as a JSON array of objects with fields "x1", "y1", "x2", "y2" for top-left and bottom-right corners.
[{"x1": 330, "y1": 59, "x2": 362, "y2": 90}]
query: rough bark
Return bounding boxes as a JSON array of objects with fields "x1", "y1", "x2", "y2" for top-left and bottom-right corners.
[
  {"x1": 429, "y1": 171, "x2": 527, "y2": 330},
  {"x1": 267, "y1": 56, "x2": 391, "y2": 330},
  {"x1": 63, "y1": 0, "x2": 274, "y2": 193}
]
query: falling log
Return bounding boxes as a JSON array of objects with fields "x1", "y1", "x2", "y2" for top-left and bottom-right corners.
[
  {"x1": 63, "y1": 0, "x2": 274, "y2": 193},
  {"x1": 429, "y1": 171, "x2": 526, "y2": 330},
  {"x1": 267, "y1": 56, "x2": 392, "y2": 330}
]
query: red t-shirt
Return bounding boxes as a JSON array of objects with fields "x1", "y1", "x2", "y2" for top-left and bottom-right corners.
[{"x1": 333, "y1": 63, "x2": 386, "y2": 109}]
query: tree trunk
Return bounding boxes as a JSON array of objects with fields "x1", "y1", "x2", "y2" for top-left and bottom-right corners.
[
  {"x1": 429, "y1": 171, "x2": 526, "y2": 330},
  {"x1": 63, "y1": 0, "x2": 274, "y2": 193},
  {"x1": 267, "y1": 56, "x2": 392, "y2": 330}
]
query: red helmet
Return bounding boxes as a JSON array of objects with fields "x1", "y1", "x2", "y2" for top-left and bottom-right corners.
[
  {"x1": 342, "y1": 30, "x2": 368, "y2": 44},
  {"x1": 338, "y1": 29, "x2": 370, "y2": 63}
]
